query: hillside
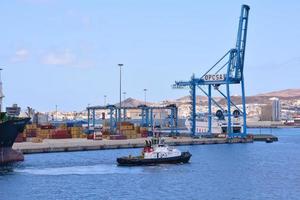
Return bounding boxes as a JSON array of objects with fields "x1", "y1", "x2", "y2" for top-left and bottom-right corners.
[
  {"x1": 115, "y1": 98, "x2": 159, "y2": 107},
  {"x1": 256, "y1": 89, "x2": 300, "y2": 98},
  {"x1": 115, "y1": 89, "x2": 300, "y2": 107}
]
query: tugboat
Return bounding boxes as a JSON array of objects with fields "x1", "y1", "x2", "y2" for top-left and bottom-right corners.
[
  {"x1": 265, "y1": 138, "x2": 273, "y2": 143},
  {"x1": 117, "y1": 136, "x2": 192, "y2": 166}
]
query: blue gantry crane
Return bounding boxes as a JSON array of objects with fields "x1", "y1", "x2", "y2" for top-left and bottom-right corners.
[
  {"x1": 87, "y1": 104, "x2": 178, "y2": 134},
  {"x1": 173, "y1": 5, "x2": 250, "y2": 138}
]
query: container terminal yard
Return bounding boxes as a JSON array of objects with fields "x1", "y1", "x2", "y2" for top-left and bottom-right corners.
[
  {"x1": 0, "y1": 4, "x2": 279, "y2": 158},
  {"x1": 2, "y1": 4, "x2": 276, "y2": 158}
]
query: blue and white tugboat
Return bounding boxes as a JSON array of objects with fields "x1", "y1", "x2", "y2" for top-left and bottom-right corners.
[{"x1": 117, "y1": 136, "x2": 192, "y2": 166}]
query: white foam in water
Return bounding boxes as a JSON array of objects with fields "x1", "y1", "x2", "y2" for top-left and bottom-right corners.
[{"x1": 15, "y1": 164, "x2": 143, "y2": 176}]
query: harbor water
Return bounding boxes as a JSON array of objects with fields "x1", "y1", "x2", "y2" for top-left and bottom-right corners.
[{"x1": 1, "y1": 128, "x2": 300, "y2": 200}]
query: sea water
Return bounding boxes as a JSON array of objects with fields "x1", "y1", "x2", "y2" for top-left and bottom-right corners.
[{"x1": 0, "y1": 128, "x2": 300, "y2": 200}]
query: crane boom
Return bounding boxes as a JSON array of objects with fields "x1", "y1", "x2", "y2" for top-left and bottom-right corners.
[{"x1": 234, "y1": 4, "x2": 250, "y2": 80}]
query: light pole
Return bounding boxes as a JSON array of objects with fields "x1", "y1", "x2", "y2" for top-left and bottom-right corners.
[
  {"x1": 55, "y1": 104, "x2": 58, "y2": 121},
  {"x1": 123, "y1": 92, "x2": 126, "y2": 101},
  {"x1": 143, "y1": 88, "x2": 147, "y2": 106},
  {"x1": 118, "y1": 64, "x2": 123, "y2": 134},
  {"x1": 123, "y1": 92, "x2": 127, "y2": 121},
  {"x1": 104, "y1": 95, "x2": 107, "y2": 106}
]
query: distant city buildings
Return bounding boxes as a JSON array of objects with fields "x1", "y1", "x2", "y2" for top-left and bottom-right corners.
[{"x1": 16, "y1": 95, "x2": 300, "y2": 125}]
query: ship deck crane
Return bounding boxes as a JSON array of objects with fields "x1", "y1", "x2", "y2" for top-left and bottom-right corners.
[{"x1": 173, "y1": 5, "x2": 250, "y2": 138}]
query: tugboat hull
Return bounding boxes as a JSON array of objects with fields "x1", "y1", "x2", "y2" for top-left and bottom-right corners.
[{"x1": 117, "y1": 152, "x2": 192, "y2": 166}]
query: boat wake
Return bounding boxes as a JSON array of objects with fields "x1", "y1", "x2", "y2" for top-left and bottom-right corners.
[{"x1": 15, "y1": 164, "x2": 143, "y2": 176}]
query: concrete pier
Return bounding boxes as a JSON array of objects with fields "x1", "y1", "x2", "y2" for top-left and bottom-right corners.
[
  {"x1": 13, "y1": 137, "x2": 254, "y2": 154},
  {"x1": 252, "y1": 134, "x2": 278, "y2": 142}
]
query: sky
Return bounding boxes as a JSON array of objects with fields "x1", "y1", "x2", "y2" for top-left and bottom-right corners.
[{"x1": 0, "y1": 0, "x2": 300, "y2": 111}]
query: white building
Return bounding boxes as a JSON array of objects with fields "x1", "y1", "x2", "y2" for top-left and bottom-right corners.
[{"x1": 270, "y1": 97, "x2": 281, "y2": 121}]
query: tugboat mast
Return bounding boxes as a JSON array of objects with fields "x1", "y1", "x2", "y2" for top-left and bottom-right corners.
[{"x1": 0, "y1": 68, "x2": 4, "y2": 113}]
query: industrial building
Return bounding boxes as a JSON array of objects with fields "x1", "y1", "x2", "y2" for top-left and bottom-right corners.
[{"x1": 271, "y1": 97, "x2": 281, "y2": 121}]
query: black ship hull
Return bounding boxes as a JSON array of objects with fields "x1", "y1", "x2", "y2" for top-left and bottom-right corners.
[
  {"x1": 0, "y1": 117, "x2": 30, "y2": 165},
  {"x1": 117, "y1": 152, "x2": 192, "y2": 166}
]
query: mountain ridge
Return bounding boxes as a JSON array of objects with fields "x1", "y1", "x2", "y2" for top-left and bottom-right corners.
[
  {"x1": 256, "y1": 88, "x2": 300, "y2": 98},
  {"x1": 117, "y1": 88, "x2": 300, "y2": 107}
]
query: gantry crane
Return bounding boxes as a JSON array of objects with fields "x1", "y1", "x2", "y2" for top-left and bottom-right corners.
[
  {"x1": 87, "y1": 104, "x2": 178, "y2": 134},
  {"x1": 173, "y1": 5, "x2": 250, "y2": 138}
]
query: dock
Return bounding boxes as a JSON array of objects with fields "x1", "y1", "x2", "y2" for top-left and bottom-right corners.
[
  {"x1": 13, "y1": 137, "x2": 253, "y2": 154},
  {"x1": 252, "y1": 134, "x2": 278, "y2": 142}
]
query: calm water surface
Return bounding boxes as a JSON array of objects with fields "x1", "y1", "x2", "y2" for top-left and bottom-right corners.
[{"x1": 0, "y1": 128, "x2": 300, "y2": 200}]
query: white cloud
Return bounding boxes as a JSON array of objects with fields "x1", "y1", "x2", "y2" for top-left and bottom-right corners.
[
  {"x1": 42, "y1": 49, "x2": 75, "y2": 66},
  {"x1": 11, "y1": 48, "x2": 30, "y2": 62},
  {"x1": 41, "y1": 49, "x2": 94, "y2": 69},
  {"x1": 21, "y1": 0, "x2": 53, "y2": 4}
]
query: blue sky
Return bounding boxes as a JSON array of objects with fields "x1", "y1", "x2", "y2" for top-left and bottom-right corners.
[{"x1": 0, "y1": 0, "x2": 300, "y2": 111}]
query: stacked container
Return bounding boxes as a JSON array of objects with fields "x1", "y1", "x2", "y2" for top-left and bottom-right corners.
[
  {"x1": 24, "y1": 124, "x2": 38, "y2": 138},
  {"x1": 140, "y1": 127, "x2": 149, "y2": 138},
  {"x1": 69, "y1": 126, "x2": 83, "y2": 138},
  {"x1": 37, "y1": 125, "x2": 55, "y2": 139},
  {"x1": 119, "y1": 122, "x2": 135, "y2": 139}
]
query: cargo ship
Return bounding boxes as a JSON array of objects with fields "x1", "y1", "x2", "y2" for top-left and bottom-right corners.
[
  {"x1": 0, "y1": 113, "x2": 30, "y2": 165},
  {"x1": 0, "y1": 69, "x2": 30, "y2": 165}
]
